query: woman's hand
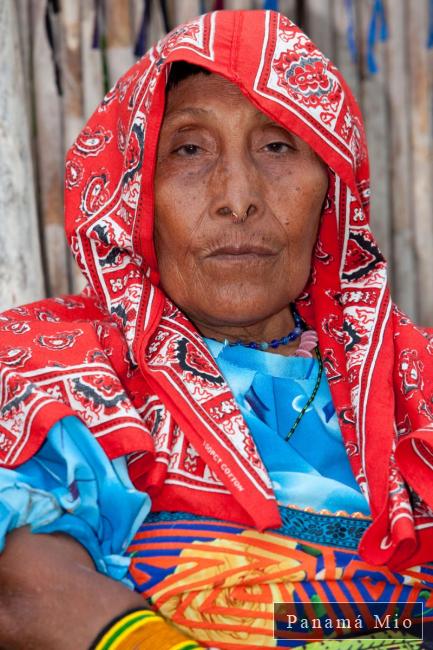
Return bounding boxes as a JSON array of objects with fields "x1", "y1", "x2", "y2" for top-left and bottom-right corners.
[{"x1": 0, "y1": 527, "x2": 144, "y2": 650}]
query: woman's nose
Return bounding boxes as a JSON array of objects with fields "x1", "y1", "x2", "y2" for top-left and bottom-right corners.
[
  {"x1": 210, "y1": 153, "x2": 262, "y2": 222},
  {"x1": 216, "y1": 204, "x2": 257, "y2": 223}
]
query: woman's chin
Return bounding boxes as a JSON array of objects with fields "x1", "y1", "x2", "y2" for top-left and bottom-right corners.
[
  {"x1": 196, "y1": 286, "x2": 297, "y2": 322},
  {"x1": 191, "y1": 302, "x2": 291, "y2": 331}
]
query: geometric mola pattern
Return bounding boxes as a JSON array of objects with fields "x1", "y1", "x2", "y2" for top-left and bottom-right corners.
[{"x1": 127, "y1": 511, "x2": 433, "y2": 649}]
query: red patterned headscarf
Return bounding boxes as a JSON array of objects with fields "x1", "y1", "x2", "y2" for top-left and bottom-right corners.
[{"x1": 1, "y1": 10, "x2": 433, "y2": 569}]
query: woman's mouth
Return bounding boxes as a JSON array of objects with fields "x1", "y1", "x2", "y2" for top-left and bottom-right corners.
[{"x1": 207, "y1": 244, "x2": 279, "y2": 260}]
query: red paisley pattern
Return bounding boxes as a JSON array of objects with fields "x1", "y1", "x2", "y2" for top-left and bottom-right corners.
[
  {"x1": 1, "y1": 10, "x2": 433, "y2": 568},
  {"x1": 74, "y1": 126, "x2": 113, "y2": 157},
  {"x1": 65, "y1": 159, "x2": 84, "y2": 189}
]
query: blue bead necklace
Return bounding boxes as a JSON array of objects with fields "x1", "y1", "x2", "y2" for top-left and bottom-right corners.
[{"x1": 216, "y1": 309, "x2": 303, "y2": 351}]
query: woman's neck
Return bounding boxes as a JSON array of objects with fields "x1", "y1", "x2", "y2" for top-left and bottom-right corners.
[{"x1": 192, "y1": 307, "x2": 301, "y2": 356}]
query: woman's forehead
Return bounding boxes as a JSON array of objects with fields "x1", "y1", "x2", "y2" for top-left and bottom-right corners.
[
  {"x1": 161, "y1": 71, "x2": 317, "y2": 157},
  {"x1": 163, "y1": 71, "x2": 287, "y2": 135},
  {"x1": 164, "y1": 71, "x2": 256, "y2": 114}
]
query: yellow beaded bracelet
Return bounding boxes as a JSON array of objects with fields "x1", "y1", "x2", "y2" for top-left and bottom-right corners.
[{"x1": 90, "y1": 608, "x2": 205, "y2": 650}]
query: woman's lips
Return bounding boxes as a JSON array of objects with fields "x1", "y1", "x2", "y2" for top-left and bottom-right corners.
[{"x1": 207, "y1": 245, "x2": 279, "y2": 259}]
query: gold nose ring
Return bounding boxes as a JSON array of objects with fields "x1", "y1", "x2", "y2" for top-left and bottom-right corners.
[{"x1": 231, "y1": 210, "x2": 248, "y2": 224}]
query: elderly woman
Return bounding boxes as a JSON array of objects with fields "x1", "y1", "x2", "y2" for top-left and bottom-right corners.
[{"x1": 1, "y1": 8, "x2": 433, "y2": 650}]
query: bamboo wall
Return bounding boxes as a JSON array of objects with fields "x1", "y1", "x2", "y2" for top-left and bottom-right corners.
[{"x1": 1, "y1": 0, "x2": 432, "y2": 325}]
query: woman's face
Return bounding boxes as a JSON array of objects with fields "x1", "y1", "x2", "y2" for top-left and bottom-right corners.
[{"x1": 154, "y1": 72, "x2": 328, "y2": 332}]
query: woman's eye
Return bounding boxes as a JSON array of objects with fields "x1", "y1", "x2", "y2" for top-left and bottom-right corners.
[
  {"x1": 264, "y1": 141, "x2": 293, "y2": 154},
  {"x1": 173, "y1": 144, "x2": 202, "y2": 156}
]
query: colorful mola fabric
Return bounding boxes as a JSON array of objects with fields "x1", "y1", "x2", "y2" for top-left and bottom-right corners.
[{"x1": 127, "y1": 511, "x2": 433, "y2": 648}]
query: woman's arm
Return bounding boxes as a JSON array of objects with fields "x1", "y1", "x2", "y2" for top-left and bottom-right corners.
[{"x1": 0, "y1": 527, "x2": 144, "y2": 650}]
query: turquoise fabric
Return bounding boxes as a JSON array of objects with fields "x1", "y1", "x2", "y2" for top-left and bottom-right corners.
[
  {"x1": 0, "y1": 416, "x2": 150, "y2": 584},
  {"x1": 205, "y1": 339, "x2": 370, "y2": 516}
]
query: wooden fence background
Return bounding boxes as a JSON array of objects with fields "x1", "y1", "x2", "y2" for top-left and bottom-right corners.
[{"x1": 1, "y1": 0, "x2": 432, "y2": 325}]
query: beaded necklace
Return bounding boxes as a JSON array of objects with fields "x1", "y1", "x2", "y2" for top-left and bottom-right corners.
[{"x1": 209, "y1": 309, "x2": 303, "y2": 351}]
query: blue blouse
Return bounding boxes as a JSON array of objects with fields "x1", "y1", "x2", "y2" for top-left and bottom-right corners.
[
  {"x1": 0, "y1": 416, "x2": 150, "y2": 585},
  {"x1": 205, "y1": 340, "x2": 370, "y2": 515}
]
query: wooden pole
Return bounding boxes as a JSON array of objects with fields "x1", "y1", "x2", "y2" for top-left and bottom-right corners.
[
  {"x1": 332, "y1": 0, "x2": 360, "y2": 101},
  {"x1": 279, "y1": 1, "x2": 297, "y2": 20},
  {"x1": 0, "y1": 0, "x2": 45, "y2": 309},
  {"x1": 148, "y1": 1, "x2": 168, "y2": 44},
  {"x1": 408, "y1": 0, "x2": 433, "y2": 326},
  {"x1": 358, "y1": 0, "x2": 392, "y2": 274},
  {"x1": 385, "y1": 0, "x2": 417, "y2": 320},
  {"x1": 15, "y1": 0, "x2": 32, "y2": 116},
  {"x1": 59, "y1": 0, "x2": 86, "y2": 293},
  {"x1": 105, "y1": 0, "x2": 135, "y2": 86},
  {"x1": 225, "y1": 0, "x2": 260, "y2": 8},
  {"x1": 304, "y1": 0, "x2": 335, "y2": 60},
  {"x1": 169, "y1": 0, "x2": 202, "y2": 25},
  {"x1": 31, "y1": 0, "x2": 70, "y2": 296},
  {"x1": 81, "y1": 0, "x2": 105, "y2": 120},
  {"x1": 60, "y1": 1, "x2": 84, "y2": 150}
]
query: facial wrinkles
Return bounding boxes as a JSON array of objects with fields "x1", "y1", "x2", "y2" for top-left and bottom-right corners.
[
  {"x1": 199, "y1": 144, "x2": 287, "y2": 256},
  {"x1": 158, "y1": 83, "x2": 325, "y2": 245}
]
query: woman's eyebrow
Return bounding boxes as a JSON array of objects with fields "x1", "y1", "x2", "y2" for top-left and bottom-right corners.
[
  {"x1": 256, "y1": 114, "x2": 288, "y2": 130},
  {"x1": 163, "y1": 107, "x2": 213, "y2": 123}
]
